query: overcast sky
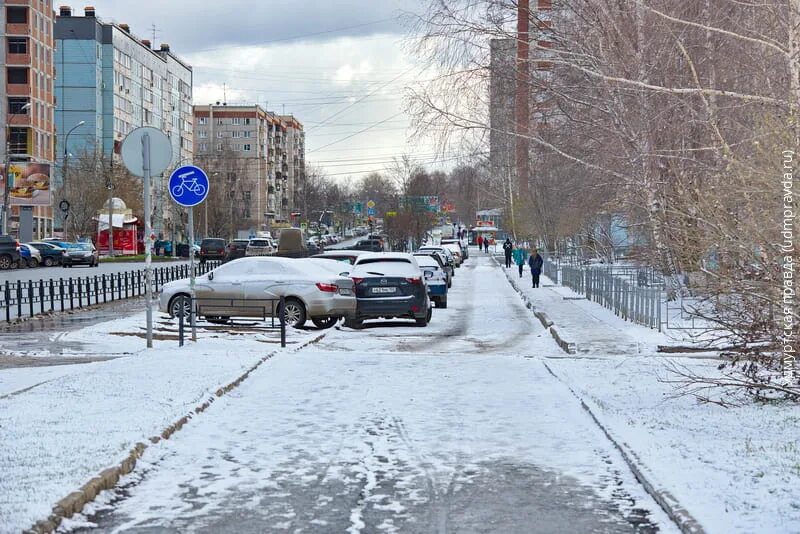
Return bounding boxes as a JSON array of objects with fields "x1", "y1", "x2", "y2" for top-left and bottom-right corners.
[{"x1": 73, "y1": 0, "x2": 450, "y2": 183}]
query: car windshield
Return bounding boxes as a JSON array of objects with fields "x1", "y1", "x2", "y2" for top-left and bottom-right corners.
[{"x1": 75, "y1": 243, "x2": 93, "y2": 251}]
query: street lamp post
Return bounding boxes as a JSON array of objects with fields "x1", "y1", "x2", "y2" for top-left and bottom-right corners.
[
  {"x1": 2, "y1": 102, "x2": 31, "y2": 235},
  {"x1": 61, "y1": 120, "x2": 85, "y2": 239}
]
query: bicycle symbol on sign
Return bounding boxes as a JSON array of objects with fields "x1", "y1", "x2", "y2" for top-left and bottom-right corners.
[{"x1": 171, "y1": 171, "x2": 207, "y2": 198}]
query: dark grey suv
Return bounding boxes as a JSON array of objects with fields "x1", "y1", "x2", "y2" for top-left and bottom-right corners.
[
  {"x1": 345, "y1": 253, "x2": 431, "y2": 329},
  {"x1": 0, "y1": 235, "x2": 22, "y2": 270}
]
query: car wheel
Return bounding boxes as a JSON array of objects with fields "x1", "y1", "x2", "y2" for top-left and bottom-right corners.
[
  {"x1": 281, "y1": 298, "x2": 307, "y2": 328},
  {"x1": 28, "y1": 259, "x2": 39, "y2": 268},
  {"x1": 9, "y1": 259, "x2": 18, "y2": 270},
  {"x1": 312, "y1": 316, "x2": 338, "y2": 329},
  {"x1": 438, "y1": 297, "x2": 448, "y2": 309},
  {"x1": 44, "y1": 257, "x2": 54, "y2": 267},
  {"x1": 344, "y1": 317, "x2": 363, "y2": 329},
  {"x1": 169, "y1": 294, "x2": 192, "y2": 319},
  {"x1": 0, "y1": 255, "x2": 11, "y2": 270},
  {"x1": 415, "y1": 308, "x2": 431, "y2": 327}
]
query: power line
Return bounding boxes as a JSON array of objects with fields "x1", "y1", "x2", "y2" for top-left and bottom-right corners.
[{"x1": 309, "y1": 112, "x2": 406, "y2": 153}]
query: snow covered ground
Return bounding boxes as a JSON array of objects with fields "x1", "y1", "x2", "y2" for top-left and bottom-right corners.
[
  {"x1": 0, "y1": 310, "x2": 319, "y2": 532},
  {"x1": 0, "y1": 251, "x2": 796, "y2": 533}
]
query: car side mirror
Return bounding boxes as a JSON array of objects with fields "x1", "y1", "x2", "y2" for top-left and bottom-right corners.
[{"x1": 208, "y1": 272, "x2": 214, "y2": 281}]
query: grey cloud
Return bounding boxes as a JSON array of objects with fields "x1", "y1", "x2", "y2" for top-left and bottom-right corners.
[{"x1": 69, "y1": 0, "x2": 419, "y2": 55}]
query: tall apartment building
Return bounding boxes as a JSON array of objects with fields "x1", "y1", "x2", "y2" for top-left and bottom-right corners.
[
  {"x1": 54, "y1": 6, "x2": 193, "y2": 238},
  {"x1": 489, "y1": 38, "x2": 516, "y2": 193},
  {"x1": 278, "y1": 114, "x2": 305, "y2": 224},
  {"x1": 193, "y1": 104, "x2": 305, "y2": 235},
  {"x1": 1, "y1": 0, "x2": 56, "y2": 240}
]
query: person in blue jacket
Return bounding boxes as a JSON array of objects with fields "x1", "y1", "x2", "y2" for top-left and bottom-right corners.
[
  {"x1": 512, "y1": 245, "x2": 528, "y2": 278},
  {"x1": 528, "y1": 247, "x2": 543, "y2": 288}
]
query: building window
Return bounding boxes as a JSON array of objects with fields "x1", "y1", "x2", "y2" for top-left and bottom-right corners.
[
  {"x1": 8, "y1": 97, "x2": 30, "y2": 114},
  {"x1": 232, "y1": 117, "x2": 241, "y2": 125},
  {"x1": 232, "y1": 131, "x2": 242, "y2": 138},
  {"x1": 8, "y1": 38, "x2": 27, "y2": 54},
  {"x1": 7, "y1": 67, "x2": 28, "y2": 85},
  {"x1": 243, "y1": 191, "x2": 251, "y2": 200},
  {"x1": 198, "y1": 129, "x2": 207, "y2": 138},
  {"x1": 217, "y1": 131, "x2": 224, "y2": 138},
  {"x1": 243, "y1": 144, "x2": 251, "y2": 152},
  {"x1": 198, "y1": 117, "x2": 208, "y2": 125},
  {"x1": 216, "y1": 118, "x2": 224, "y2": 125},
  {"x1": 216, "y1": 143, "x2": 222, "y2": 152},
  {"x1": 199, "y1": 143, "x2": 208, "y2": 152},
  {"x1": 6, "y1": 6, "x2": 28, "y2": 24},
  {"x1": 243, "y1": 131, "x2": 251, "y2": 138},
  {"x1": 244, "y1": 118, "x2": 251, "y2": 125}
]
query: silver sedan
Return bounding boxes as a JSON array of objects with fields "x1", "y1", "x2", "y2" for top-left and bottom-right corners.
[{"x1": 158, "y1": 257, "x2": 356, "y2": 329}]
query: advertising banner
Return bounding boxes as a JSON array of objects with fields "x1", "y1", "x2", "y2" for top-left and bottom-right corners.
[{"x1": 0, "y1": 163, "x2": 52, "y2": 206}]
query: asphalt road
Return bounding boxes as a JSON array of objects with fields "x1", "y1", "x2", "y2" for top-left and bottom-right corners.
[
  {"x1": 0, "y1": 259, "x2": 191, "y2": 284},
  {"x1": 78, "y1": 254, "x2": 672, "y2": 533}
]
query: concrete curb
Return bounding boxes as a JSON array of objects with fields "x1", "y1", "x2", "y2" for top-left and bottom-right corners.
[
  {"x1": 493, "y1": 257, "x2": 577, "y2": 355},
  {"x1": 24, "y1": 331, "x2": 329, "y2": 534},
  {"x1": 542, "y1": 362, "x2": 706, "y2": 534}
]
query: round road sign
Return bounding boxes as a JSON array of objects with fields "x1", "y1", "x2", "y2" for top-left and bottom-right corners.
[
  {"x1": 168, "y1": 165, "x2": 210, "y2": 207},
  {"x1": 120, "y1": 127, "x2": 173, "y2": 177}
]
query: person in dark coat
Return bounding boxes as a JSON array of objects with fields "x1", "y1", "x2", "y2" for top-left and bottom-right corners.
[
  {"x1": 483, "y1": 237, "x2": 490, "y2": 253},
  {"x1": 502, "y1": 238, "x2": 513, "y2": 268},
  {"x1": 528, "y1": 248, "x2": 543, "y2": 288}
]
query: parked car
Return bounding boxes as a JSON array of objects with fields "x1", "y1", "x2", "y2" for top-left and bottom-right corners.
[
  {"x1": 417, "y1": 246, "x2": 456, "y2": 277},
  {"x1": 224, "y1": 239, "x2": 250, "y2": 262},
  {"x1": 159, "y1": 256, "x2": 356, "y2": 329},
  {"x1": 344, "y1": 228, "x2": 354, "y2": 238},
  {"x1": 245, "y1": 238, "x2": 274, "y2": 257},
  {"x1": 29, "y1": 241, "x2": 66, "y2": 267},
  {"x1": 274, "y1": 228, "x2": 311, "y2": 258},
  {"x1": 62, "y1": 241, "x2": 99, "y2": 267},
  {"x1": 416, "y1": 255, "x2": 448, "y2": 308},
  {"x1": 441, "y1": 238, "x2": 468, "y2": 260},
  {"x1": 199, "y1": 238, "x2": 226, "y2": 264},
  {"x1": 413, "y1": 251, "x2": 452, "y2": 288},
  {"x1": 311, "y1": 250, "x2": 369, "y2": 265},
  {"x1": 0, "y1": 234, "x2": 22, "y2": 270},
  {"x1": 441, "y1": 243, "x2": 463, "y2": 267},
  {"x1": 346, "y1": 252, "x2": 431, "y2": 328},
  {"x1": 351, "y1": 238, "x2": 384, "y2": 252},
  {"x1": 19, "y1": 243, "x2": 42, "y2": 268}
]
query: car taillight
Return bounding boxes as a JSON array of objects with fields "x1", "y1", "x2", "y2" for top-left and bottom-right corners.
[
  {"x1": 316, "y1": 282, "x2": 338, "y2": 292},
  {"x1": 351, "y1": 277, "x2": 364, "y2": 285},
  {"x1": 406, "y1": 277, "x2": 422, "y2": 285}
]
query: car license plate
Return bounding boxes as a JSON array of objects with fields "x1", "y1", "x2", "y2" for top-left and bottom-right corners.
[
  {"x1": 339, "y1": 288, "x2": 352, "y2": 296},
  {"x1": 371, "y1": 287, "x2": 397, "y2": 294}
]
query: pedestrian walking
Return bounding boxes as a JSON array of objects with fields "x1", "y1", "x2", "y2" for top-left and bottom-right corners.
[
  {"x1": 483, "y1": 237, "x2": 490, "y2": 253},
  {"x1": 513, "y1": 245, "x2": 528, "y2": 278},
  {"x1": 502, "y1": 238, "x2": 513, "y2": 268},
  {"x1": 528, "y1": 248, "x2": 543, "y2": 288},
  {"x1": 477, "y1": 234, "x2": 484, "y2": 250}
]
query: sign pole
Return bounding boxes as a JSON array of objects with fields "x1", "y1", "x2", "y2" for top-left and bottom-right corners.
[
  {"x1": 142, "y1": 132, "x2": 153, "y2": 348},
  {"x1": 188, "y1": 206, "x2": 196, "y2": 341}
]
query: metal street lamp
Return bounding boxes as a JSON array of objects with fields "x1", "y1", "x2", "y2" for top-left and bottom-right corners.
[
  {"x1": 61, "y1": 120, "x2": 85, "y2": 239},
  {"x1": 2, "y1": 102, "x2": 31, "y2": 235}
]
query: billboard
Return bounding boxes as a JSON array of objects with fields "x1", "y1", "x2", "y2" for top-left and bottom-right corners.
[{"x1": 0, "y1": 163, "x2": 52, "y2": 206}]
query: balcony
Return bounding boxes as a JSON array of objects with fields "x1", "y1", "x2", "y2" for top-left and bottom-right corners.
[{"x1": 6, "y1": 51, "x2": 31, "y2": 66}]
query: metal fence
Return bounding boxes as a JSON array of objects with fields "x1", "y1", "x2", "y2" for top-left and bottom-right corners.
[
  {"x1": 550, "y1": 261, "x2": 664, "y2": 331},
  {"x1": 0, "y1": 261, "x2": 221, "y2": 322}
]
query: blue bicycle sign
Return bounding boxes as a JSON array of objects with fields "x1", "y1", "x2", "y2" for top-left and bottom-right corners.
[{"x1": 168, "y1": 165, "x2": 210, "y2": 207}]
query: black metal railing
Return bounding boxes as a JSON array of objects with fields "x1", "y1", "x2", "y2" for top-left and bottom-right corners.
[{"x1": 0, "y1": 261, "x2": 221, "y2": 322}]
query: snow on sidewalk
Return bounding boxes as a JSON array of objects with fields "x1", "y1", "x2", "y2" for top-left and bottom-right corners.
[
  {"x1": 0, "y1": 310, "x2": 317, "y2": 533},
  {"x1": 547, "y1": 356, "x2": 800, "y2": 534},
  {"x1": 500, "y1": 265, "x2": 684, "y2": 354}
]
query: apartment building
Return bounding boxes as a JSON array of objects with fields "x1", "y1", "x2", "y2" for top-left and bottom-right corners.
[
  {"x1": 54, "y1": 6, "x2": 193, "y2": 238},
  {"x1": 278, "y1": 114, "x2": 305, "y2": 224},
  {"x1": 193, "y1": 104, "x2": 305, "y2": 235},
  {"x1": 1, "y1": 0, "x2": 56, "y2": 240}
]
